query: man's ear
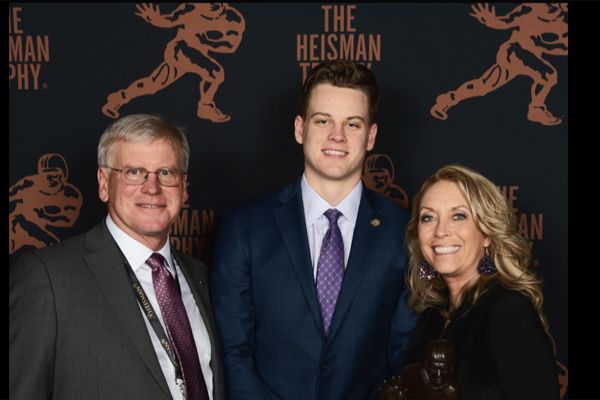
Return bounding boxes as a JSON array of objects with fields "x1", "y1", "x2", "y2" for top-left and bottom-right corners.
[
  {"x1": 294, "y1": 115, "x2": 305, "y2": 145},
  {"x1": 366, "y1": 123, "x2": 378, "y2": 151},
  {"x1": 181, "y1": 173, "x2": 189, "y2": 205},
  {"x1": 98, "y1": 168, "x2": 109, "y2": 203}
]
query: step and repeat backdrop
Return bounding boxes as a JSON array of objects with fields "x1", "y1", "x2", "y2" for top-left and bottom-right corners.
[{"x1": 9, "y1": 3, "x2": 568, "y2": 398}]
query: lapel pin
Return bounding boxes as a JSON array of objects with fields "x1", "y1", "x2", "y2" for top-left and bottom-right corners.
[
  {"x1": 370, "y1": 219, "x2": 381, "y2": 227},
  {"x1": 198, "y1": 280, "x2": 203, "y2": 285}
]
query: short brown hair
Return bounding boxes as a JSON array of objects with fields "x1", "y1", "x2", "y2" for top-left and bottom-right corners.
[{"x1": 300, "y1": 60, "x2": 380, "y2": 126}]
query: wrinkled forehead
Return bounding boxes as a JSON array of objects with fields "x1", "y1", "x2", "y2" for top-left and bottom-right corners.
[{"x1": 108, "y1": 138, "x2": 181, "y2": 167}]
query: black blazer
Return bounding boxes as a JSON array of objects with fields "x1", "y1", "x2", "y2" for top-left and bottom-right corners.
[{"x1": 399, "y1": 281, "x2": 560, "y2": 400}]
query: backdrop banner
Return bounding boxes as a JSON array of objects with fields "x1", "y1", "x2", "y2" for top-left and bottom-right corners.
[{"x1": 9, "y1": 3, "x2": 568, "y2": 398}]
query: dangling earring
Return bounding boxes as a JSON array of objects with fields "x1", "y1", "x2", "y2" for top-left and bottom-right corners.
[
  {"x1": 419, "y1": 258, "x2": 437, "y2": 281},
  {"x1": 478, "y1": 247, "x2": 497, "y2": 276}
]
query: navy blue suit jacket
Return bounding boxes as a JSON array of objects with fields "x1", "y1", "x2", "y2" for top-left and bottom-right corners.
[{"x1": 210, "y1": 178, "x2": 417, "y2": 400}]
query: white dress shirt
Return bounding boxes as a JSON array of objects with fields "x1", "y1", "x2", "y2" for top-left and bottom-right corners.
[
  {"x1": 106, "y1": 215, "x2": 213, "y2": 400},
  {"x1": 301, "y1": 174, "x2": 362, "y2": 279}
]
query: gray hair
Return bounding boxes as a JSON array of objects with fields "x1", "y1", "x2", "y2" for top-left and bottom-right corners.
[{"x1": 97, "y1": 114, "x2": 190, "y2": 170}]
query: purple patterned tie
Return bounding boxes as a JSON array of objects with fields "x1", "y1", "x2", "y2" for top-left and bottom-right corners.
[
  {"x1": 147, "y1": 253, "x2": 209, "y2": 400},
  {"x1": 316, "y1": 209, "x2": 344, "y2": 339}
]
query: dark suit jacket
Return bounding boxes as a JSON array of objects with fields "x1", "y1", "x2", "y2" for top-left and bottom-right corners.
[
  {"x1": 9, "y1": 221, "x2": 224, "y2": 400},
  {"x1": 210, "y1": 178, "x2": 417, "y2": 400}
]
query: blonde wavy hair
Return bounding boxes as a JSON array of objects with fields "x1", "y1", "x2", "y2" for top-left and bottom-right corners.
[{"x1": 405, "y1": 164, "x2": 549, "y2": 332}]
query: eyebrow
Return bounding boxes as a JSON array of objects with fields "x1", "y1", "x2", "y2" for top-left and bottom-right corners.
[
  {"x1": 419, "y1": 205, "x2": 471, "y2": 213},
  {"x1": 310, "y1": 112, "x2": 366, "y2": 123},
  {"x1": 123, "y1": 165, "x2": 180, "y2": 170}
]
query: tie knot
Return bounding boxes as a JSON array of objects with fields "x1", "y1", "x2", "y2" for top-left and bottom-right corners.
[
  {"x1": 324, "y1": 208, "x2": 342, "y2": 225},
  {"x1": 146, "y1": 253, "x2": 166, "y2": 271}
]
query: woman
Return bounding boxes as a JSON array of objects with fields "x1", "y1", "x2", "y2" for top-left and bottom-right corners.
[{"x1": 399, "y1": 165, "x2": 559, "y2": 399}]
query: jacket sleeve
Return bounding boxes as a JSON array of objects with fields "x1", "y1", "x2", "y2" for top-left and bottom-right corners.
[
  {"x1": 492, "y1": 291, "x2": 560, "y2": 400},
  {"x1": 9, "y1": 252, "x2": 57, "y2": 400},
  {"x1": 210, "y1": 210, "x2": 272, "y2": 399},
  {"x1": 388, "y1": 276, "x2": 419, "y2": 370}
]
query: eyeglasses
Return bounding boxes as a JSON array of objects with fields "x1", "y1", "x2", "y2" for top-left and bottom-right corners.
[{"x1": 103, "y1": 167, "x2": 186, "y2": 187}]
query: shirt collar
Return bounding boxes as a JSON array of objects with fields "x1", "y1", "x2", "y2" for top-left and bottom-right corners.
[
  {"x1": 105, "y1": 214, "x2": 173, "y2": 273},
  {"x1": 301, "y1": 173, "x2": 362, "y2": 227}
]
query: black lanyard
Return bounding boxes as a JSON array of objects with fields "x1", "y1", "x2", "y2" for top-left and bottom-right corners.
[{"x1": 116, "y1": 245, "x2": 184, "y2": 382}]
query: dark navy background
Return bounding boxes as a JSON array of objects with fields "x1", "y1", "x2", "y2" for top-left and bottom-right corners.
[{"x1": 9, "y1": 4, "x2": 568, "y2": 398}]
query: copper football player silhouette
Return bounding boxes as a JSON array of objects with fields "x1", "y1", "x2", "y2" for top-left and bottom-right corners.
[
  {"x1": 431, "y1": 3, "x2": 568, "y2": 126},
  {"x1": 362, "y1": 154, "x2": 408, "y2": 209},
  {"x1": 102, "y1": 3, "x2": 245, "y2": 122},
  {"x1": 9, "y1": 154, "x2": 83, "y2": 254}
]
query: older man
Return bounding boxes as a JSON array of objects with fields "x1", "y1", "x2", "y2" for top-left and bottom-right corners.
[{"x1": 10, "y1": 114, "x2": 224, "y2": 400}]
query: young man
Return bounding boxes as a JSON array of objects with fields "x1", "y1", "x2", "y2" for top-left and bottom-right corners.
[
  {"x1": 210, "y1": 60, "x2": 417, "y2": 400},
  {"x1": 10, "y1": 114, "x2": 224, "y2": 400}
]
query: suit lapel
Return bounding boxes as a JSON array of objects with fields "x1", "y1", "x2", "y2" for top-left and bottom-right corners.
[
  {"x1": 83, "y1": 222, "x2": 172, "y2": 399},
  {"x1": 326, "y1": 188, "x2": 386, "y2": 342},
  {"x1": 273, "y1": 180, "x2": 324, "y2": 336},
  {"x1": 173, "y1": 251, "x2": 224, "y2": 398},
  {"x1": 172, "y1": 251, "x2": 211, "y2": 327},
  {"x1": 172, "y1": 251, "x2": 220, "y2": 355}
]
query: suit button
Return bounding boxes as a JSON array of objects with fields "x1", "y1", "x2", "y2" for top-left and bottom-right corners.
[{"x1": 321, "y1": 363, "x2": 329, "y2": 371}]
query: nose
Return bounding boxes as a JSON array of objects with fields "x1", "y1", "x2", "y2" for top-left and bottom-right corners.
[
  {"x1": 141, "y1": 172, "x2": 162, "y2": 194},
  {"x1": 435, "y1": 219, "x2": 451, "y2": 238},
  {"x1": 329, "y1": 123, "x2": 346, "y2": 143}
]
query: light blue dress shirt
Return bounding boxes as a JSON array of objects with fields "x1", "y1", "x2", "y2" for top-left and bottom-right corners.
[{"x1": 301, "y1": 174, "x2": 362, "y2": 280}]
